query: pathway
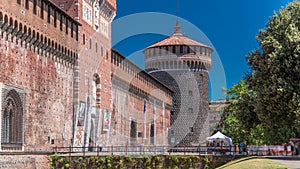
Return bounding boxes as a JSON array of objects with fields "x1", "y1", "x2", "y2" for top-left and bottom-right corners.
[{"x1": 267, "y1": 156, "x2": 300, "y2": 169}]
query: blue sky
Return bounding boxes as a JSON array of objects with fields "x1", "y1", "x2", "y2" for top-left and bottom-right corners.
[{"x1": 112, "y1": 0, "x2": 293, "y2": 100}]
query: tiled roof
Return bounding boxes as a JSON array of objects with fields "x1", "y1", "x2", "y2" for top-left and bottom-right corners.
[{"x1": 146, "y1": 23, "x2": 213, "y2": 49}]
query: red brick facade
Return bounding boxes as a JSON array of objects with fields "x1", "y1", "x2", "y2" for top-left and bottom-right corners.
[
  {"x1": 111, "y1": 50, "x2": 172, "y2": 146},
  {"x1": 0, "y1": 0, "x2": 78, "y2": 151},
  {"x1": 0, "y1": 0, "x2": 172, "y2": 153}
]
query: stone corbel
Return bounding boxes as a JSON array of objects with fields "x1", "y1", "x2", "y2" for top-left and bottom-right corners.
[
  {"x1": 10, "y1": 27, "x2": 18, "y2": 37},
  {"x1": 0, "y1": 22, "x2": 8, "y2": 29},
  {"x1": 19, "y1": 33, "x2": 26, "y2": 41}
]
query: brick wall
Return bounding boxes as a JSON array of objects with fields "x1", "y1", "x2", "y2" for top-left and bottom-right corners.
[
  {"x1": 72, "y1": 0, "x2": 115, "y2": 147},
  {"x1": 0, "y1": 0, "x2": 77, "y2": 150},
  {"x1": 110, "y1": 50, "x2": 172, "y2": 146},
  {"x1": 0, "y1": 155, "x2": 49, "y2": 169}
]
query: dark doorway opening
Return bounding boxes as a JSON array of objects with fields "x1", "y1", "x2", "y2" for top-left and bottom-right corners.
[
  {"x1": 150, "y1": 123, "x2": 155, "y2": 144},
  {"x1": 130, "y1": 120, "x2": 137, "y2": 144}
]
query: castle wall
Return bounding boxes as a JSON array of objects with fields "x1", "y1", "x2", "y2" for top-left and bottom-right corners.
[
  {"x1": 0, "y1": 0, "x2": 171, "y2": 155},
  {"x1": 111, "y1": 50, "x2": 172, "y2": 146},
  {"x1": 0, "y1": 155, "x2": 49, "y2": 169},
  {"x1": 0, "y1": 0, "x2": 78, "y2": 151},
  {"x1": 72, "y1": 0, "x2": 115, "y2": 148}
]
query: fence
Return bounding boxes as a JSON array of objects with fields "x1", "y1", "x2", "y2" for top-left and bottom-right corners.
[{"x1": 51, "y1": 145, "x2": 273, "y2": 157}]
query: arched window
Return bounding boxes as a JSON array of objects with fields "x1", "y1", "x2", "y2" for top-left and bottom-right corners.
[{"x1": 1, "y1": 90, "x2": 23, "y2": 149}]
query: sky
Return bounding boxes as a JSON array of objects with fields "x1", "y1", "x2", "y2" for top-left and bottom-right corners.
[{"x1": 112, "y1": 0, "x2": 293, "y2": 100}]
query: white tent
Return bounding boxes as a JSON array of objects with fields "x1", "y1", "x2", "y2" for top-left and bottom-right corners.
[{"x1": 206, "y1": 131, "x2": 232, "y2": 146}]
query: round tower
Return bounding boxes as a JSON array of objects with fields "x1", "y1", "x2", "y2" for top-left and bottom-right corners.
[{"x1": 143, "y1": 22, "x2": 213, "y2": 145}]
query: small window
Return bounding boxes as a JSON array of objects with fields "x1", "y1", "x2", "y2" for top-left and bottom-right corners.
[
  {"x1": 188, "y1": 90, "x2": 193, "y2": 97},
  {"x1": 83, "y1": 34, "x2": 85, "y2": 45},
  {"x1": 54, "y1": 11, "x2": 57, "y2": 27},
  {"x1": 33, "y1": 0, "x2": 37, "y2": 14},
  {"x1": 60, "y1": 15, "x2": 63, "y2": 31},
  {"x1": 66, "y1": 20, "x2": 68, "y2": 34},
  {"x1": 189, "y1": 127, "x2": 194, "y2": 133},
  {"x1": 47, "y1": 5, "x2": 50, "y2": 23},
  {"x1": 25, "y1": 0, "x2": 29, "y2": 9},
  {"x1": 170, "y1": 129, "x2": 174, "y2": 134},
  {"x1": 40, "y1": 1, "x2": 44, "y2": 19},
  {"x1": 172, "y1": 46, "x2": 176, "y2": 54}
]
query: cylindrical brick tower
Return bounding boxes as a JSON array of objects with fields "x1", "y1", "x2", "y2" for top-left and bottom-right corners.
[{"x1": 143, "y1": 22, "x2": 213, "y2": 146}]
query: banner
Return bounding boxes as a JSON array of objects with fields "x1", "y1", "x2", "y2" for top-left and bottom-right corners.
[
  {"x1": 103, "y1": 108, "x2": 111, "y2": 131},
  {"x1": 78, "y1": 101, "x2": 86, "y2": 126},
  {"x1": 143, "y1": 99, "x2": 146, "y2": 113},
  {"x1": 153, "y1": 100, "x2": 156, "y2": 114}
]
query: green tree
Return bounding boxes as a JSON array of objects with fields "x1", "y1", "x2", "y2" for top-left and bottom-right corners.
[
  {"x1": 218, "y1": 80, "x2": 263, "y2": 145},
  {"x1": 246, "y1": 1, "x2": 300, "y2": 144},
  {"x1": 226, "y1": 80, "x2": 259, "y2": 130}
]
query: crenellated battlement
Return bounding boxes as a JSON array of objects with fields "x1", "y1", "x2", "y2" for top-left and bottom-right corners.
[{"x1": 0, "y1": 0, "x2": 80, "y2": 65}]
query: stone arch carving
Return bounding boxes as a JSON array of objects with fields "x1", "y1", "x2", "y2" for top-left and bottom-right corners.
[
  {"x1": 14, "y1": 20, "x2": 18, "y2": 28},
  {"x1": 23, "y1": 25, "x2": 27, "y2": 34},
  {"x1": 1, "y1": 89, "x2": 24, "y2": 149},
  {"x1": 28, "y1": 27, "x2": 31, "y2": 36},
  {"x1": 9, "y1": 17, "x2": 13, "y2": 26},
  {"x1": 4, "y1": 15, "x2": 8, "y2": 23},
  {"x1": 187, "y1": 61, "x2": 190, "y2": 69},
  {"x1": 32, "y1": 30, "x2": 36, "y2": 38},
  {"x1": 19, "y1": 23, "x2": 22, "y2": 31}
]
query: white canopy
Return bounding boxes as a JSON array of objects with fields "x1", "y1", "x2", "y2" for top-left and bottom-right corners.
[{"x1": 206, "y1": 131, "x2": 232, "y2": 146}]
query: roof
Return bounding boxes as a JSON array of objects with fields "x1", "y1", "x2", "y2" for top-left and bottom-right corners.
[{"x1": 146, "y1": 22, "x2": 213, "y2": 50}]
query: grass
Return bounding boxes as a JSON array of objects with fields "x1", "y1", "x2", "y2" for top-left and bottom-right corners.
[{"x1": 217, "y1": 157, "x2": 289, "y2": 169}]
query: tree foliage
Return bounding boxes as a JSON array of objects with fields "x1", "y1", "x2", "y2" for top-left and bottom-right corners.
[
  {"x1": 246, "y1": 1, "x2": 300, "y2": 143},
  {"x1": 218, "y1": 80, "x2": 264, "y2": 145},
  {"x1": 220, "y1": 1, "x2": 300, "y2": 145}
]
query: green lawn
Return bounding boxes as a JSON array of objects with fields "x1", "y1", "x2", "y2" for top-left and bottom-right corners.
[{"x1": 217, "y1": 157, "x2": 289, "y2": 169}]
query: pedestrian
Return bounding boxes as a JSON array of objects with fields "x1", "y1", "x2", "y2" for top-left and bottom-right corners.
[{"x1": 283, "y1": 143, "x2": 287, "y2": 156}]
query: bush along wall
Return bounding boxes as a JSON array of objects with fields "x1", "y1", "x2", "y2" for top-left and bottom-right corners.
[{"x1": 50, "y1": 155, "x2": 202, "y2": 169}]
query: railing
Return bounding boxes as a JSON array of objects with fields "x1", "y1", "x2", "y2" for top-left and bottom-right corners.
[
  {"x1": 52, "y1": 145, "x2": 298, "y2": 157},
  {"x1": 52, "y1": 145, "x2": 252, "y2": 157}
]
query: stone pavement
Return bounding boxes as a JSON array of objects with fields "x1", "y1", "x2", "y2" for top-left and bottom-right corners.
[{"x1": 267, "y1": 156, "x2": 300, "y2": 169}]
